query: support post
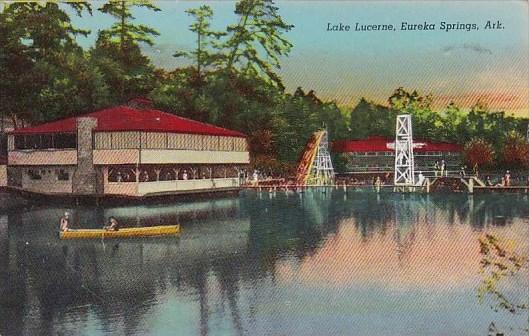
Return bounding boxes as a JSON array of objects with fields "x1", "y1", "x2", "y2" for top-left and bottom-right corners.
[{"x1": 394, "y1": 114, "x2": 415, "y2": 187}]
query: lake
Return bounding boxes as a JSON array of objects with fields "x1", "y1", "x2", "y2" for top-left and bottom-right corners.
[{"x1": 0, "y1": 189, "x2": 528, "y2": 336}]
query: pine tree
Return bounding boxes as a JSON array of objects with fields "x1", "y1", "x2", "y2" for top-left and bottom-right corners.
[
  {"x1": 222, "y1": 0, "x2": 294, "y2": 88},
  {"x1": 175, "y1": 5, "x2": 225, "y2": 80},
  {"x1": 95, "y1": 1, "x2": 161, "y2": 101}
]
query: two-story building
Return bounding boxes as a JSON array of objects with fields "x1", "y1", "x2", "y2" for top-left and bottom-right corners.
[
  {"x1": 6, "y1": 100, "x2": 249, "y2": 197},
  {"x1": 333, "y1": 136, "x2": 462, "y2": 174}
]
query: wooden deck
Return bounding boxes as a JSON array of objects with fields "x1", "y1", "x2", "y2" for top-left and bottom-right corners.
[{"x1": 4, "y1": 186, "x2": 242, "y2": 205}]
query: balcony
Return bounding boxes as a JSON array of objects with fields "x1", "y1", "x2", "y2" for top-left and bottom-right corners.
[{"x1": 8, "y1": 150, "x2": 77, "y2": 166}]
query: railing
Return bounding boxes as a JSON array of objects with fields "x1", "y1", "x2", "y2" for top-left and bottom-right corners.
[
  {"x1": 137, "y1": 178, "x2": 239, "y2": 196},
  {"x1": 105, "y1": 178, "x2": 240, "y2": 196},
  {"x1": 8, "y1": 150, "x2": 77, "y2": 165}
]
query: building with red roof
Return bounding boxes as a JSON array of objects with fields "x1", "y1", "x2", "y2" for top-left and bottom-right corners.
[
  {"x1": 6, "y1": 99, "x2": 249, "y2": 197},
  {"x1": 332, "y1": 136, "x2": 462, "y2": 174}
]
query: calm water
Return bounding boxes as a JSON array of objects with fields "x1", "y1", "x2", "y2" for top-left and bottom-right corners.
[{"x1": 0, "y1": 190, "x2": 528, "y2": 336}]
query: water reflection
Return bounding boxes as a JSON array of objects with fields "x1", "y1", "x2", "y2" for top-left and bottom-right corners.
[{"x1": 0, "y1": 190, "x2": 528, "y2": 335}]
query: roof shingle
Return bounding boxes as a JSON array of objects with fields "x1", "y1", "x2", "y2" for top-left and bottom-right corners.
[{"x1": 9, "y1": 106, "x2": 246, "y2": 138}]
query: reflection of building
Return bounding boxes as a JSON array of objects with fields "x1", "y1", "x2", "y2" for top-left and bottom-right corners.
[
  {"x1": 333, "y1": 136, "x2": 462, "y2": 173},
  {"x1": 1, "y1": 200, "x2": 251, "y2": 336},
  {"x1": 6, "y1": 99, "x2": 249, "y2": 197}
]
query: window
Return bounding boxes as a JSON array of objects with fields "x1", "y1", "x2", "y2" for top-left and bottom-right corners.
[
  {"x1": 54, "y1": 134, "x2": 77, "y2": 149},
  {"x1": 27, "y1": 169, "x2": 42, "y2": 180},
  {"x1": 56, "y1": 169, "x2": 69, "y2": 181},
  {"x1": 14, "y1": 136, "x2": 26, "y2": 150},
  {"x1": 41, "y1": 135, "x2": 53, "y2": 148}
]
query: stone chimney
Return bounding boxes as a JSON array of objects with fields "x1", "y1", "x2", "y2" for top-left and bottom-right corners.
[{"x1": 72, "y1": 117, "x2": 97, "y2": 194}]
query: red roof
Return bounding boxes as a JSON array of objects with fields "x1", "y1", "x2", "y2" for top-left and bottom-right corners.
[
  {"x1": 332, "y1": 136, "x2": 461, "y2": 153},
  {"x1": 9, "y1": 106, "x2": 246, "y2": 138}
]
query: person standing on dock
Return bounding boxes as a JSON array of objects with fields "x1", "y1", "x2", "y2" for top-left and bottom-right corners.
[
  {"x1": 440, "y1": 160, "x2": 446, "y2": 177},
  {"x1": 434, "y1": 161, "x2": 440, "y2": 177},
  {"x1": 504, "y1": 170, "x2": 511, "y2": 186},
  {"x1": 459, "y1": 165, "x2": 466, "y2": 178},
  {"x1": 416, "y1": 171, "x2": 425, "y2": 186},
  {"x1": 60, "y1": 212, "x2": 71, "y2": 232}
]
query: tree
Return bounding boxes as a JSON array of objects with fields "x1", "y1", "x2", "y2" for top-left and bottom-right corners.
[
  {"x1": 388, "y1": 87, "x2": 442, "y2": 140},
  {"x1": 222, "y1": 0, "x2": 294, "y2": 87},
  {"x1": 175, "y1": 5, "x2": 224, "y2": 80},
  {"x1": 0, "y1": 8, "x2": 35, "y2": 127},
  {"x1": 440, "y1": 102, "x2": 465, "y2": 143},
  {"x1": 463, "y1": 138, "x2": 495, "y2": 169},
  {"x1": 349, "y1": 98, "x2": 396, "y2": 139},
  {"x1": 95, "y1": 1, "x2": 161, "y2": 102},
  {"x1": 502, "y1": 131, "x2": 529, "y2": 168},
  {"x1": 0, "y1": 2, "x2": 95, "y2": 124}
]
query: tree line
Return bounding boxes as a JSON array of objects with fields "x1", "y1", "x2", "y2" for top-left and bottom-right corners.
[{"x1": 1, "y1": 1, "x2": 527, "y2": 172}]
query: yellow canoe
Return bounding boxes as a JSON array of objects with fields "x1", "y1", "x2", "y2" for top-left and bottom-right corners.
[{"x1": 59, "y1": 225, "x2": 180, "y2": 239}]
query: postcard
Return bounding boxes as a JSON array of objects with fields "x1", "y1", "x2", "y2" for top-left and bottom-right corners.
[{"x1": 0, "y1": 0, "x2": 528, "y2": 335}]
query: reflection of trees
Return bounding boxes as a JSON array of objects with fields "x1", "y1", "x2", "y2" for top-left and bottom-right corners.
[
  {"x1": 2, "y1": 192, "x2": 529, "y2": 335},
  {"x1": 242, "y1": 189, "x2": 341, "y2": 279},
  {"x1": 0, "y1": 198, "x2": 250, "y2": 335},
  {"x1": 0, "y1": 214, "x2": 28, "y2": 336}
]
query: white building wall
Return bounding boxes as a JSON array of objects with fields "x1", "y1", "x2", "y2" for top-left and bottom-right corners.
[
  {"x1": 21, "y1": 167, "x2": 74, "y2": 193},
  {"x1": 141, "y1": 150, "x2": 249, "y2": 165}
]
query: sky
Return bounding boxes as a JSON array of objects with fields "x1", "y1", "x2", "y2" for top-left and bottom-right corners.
[{"x1": 70, "y1": 0, "x2": 529, "y2": 117}]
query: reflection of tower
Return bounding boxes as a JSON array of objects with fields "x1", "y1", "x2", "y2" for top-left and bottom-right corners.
[
  {"x1": 392, "y1": 195, "x2": 418, "y2": 261},
  {"x1": 394, "y1": 115, "x2": 415, "y2": 186}
]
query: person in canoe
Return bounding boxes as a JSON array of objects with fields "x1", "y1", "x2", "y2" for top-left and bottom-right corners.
[
  {"x1": 60, "y1": 212, "x2": 71, "y2": 232},
  {"x1": 103, "y1": 217, "x2": 120, "y2": 231}
]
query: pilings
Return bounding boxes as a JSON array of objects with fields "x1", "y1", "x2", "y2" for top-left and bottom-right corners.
[{"x1": 244, "y1": 176, "x2": 528, "y2": 195}]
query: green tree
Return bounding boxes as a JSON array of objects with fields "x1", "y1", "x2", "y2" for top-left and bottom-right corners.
[
  {"x1": 0, "y1": 8, "x2": 34, "y2": 127},
  {"x1": 0, "y1": 2, "x2": 97, "y2": 123},
  {"x1": 439, "y1": 102, "x2": 465, "y2": 143},
  {"x1": 222, "y1": 0, "x2": 294, "y2": 87},
  {"x1": 388, "y1": 87, "x2": 442, "y2": 140},
  {"x1": 349, "y1": 98, "x2": 396, "y2": 139},
  {"x1": 175, "y1": 5, "x2": 225, "y2": 80},
  {"x1": 95, "y1": 1, "x2": 161, "y2": 102}
]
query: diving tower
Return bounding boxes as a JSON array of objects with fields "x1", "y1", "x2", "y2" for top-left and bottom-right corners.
[{"x1": 394, "y1": 114, "x2": 415, "y2": 186}]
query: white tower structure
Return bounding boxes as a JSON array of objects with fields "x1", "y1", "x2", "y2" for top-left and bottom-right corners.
[
  {"x1": 308, "y1": 130, "x2": 335, "y2": 185},
  {"x1": 394, "y1": 114, "x2": 415, "y2": 186}
]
